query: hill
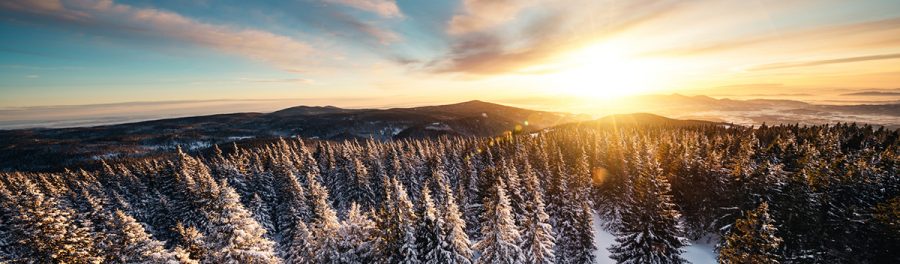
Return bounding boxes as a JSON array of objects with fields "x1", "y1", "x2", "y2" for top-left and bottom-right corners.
[
  {"x1": 551, "y1": 113, "x2": 721, "y2": 131},
  {"x1": 0, "y1": 100, "x2": 587, "y2": 171}
]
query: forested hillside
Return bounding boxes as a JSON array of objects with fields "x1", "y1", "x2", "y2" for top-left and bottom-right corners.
[{"x1": 1, "y1": 123, "x2": 897, "y2": 263}]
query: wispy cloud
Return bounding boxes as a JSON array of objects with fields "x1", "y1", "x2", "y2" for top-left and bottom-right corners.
[
  {"x1": 327, "y1": 11, "x2": 401, "y2": 44},
  {"x1": 0, "y1": 0, "x2": 319, "y2": 72},
  {"x1": 644, "y1": 17, "x2": 900, "y2": 57},
  {"x1": 749, "y1": 53, "x2": 900, "y2": 71},
  {"x1": 325, "y1": 0, "x2": 402, "y2": 18},
  {"x1": 447, "y1": 0, "x2": 537, "y2": 35},
  {"x1": 236, "y1": 77, "x2": 316, "y2": 84}
]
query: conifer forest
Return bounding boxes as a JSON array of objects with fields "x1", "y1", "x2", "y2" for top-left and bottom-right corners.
[{"x1": 1, "y1": 123, "x2": 898, "y2": 264}]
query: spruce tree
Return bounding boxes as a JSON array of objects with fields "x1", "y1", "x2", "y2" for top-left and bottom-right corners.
[
  {"x1": 105, "y1": 209, "x2": 180, "y2": 263},
  {"x1": 474, "y1": 178, "x2": 524, "y2": 264},
  {"x1": 438, "y1": 177, "x2": 474, "y2": 264},
  {"x1": 379, "y1": 178, "x2": 421, "y2": 264},
  {"x1": 307, "y1": 174, "x2": 342, "y2": 263},
  {"x1": 283, "y1": 221, "x2": 314, "y2": 264},
  {"x1": 6, "y1": 180, "x2": 102, "y2": 263},
  {"x1": 174, "y1": 222, "x2": 208, "y2": 262},
  {"x1": 338, "y1": 203, "x2": 378, "y2": 263},
  {"x1": 204, "y1": 181, "x2": 281, "y2": 264},
  {"x1": 417, "y1": 187, "x2": 445, "y2": 264},
  {"x1": 718, "y1": 202, "x2": 783, "y2": 264},
  {"x1": 552, "y1": 150, "x2": 596, "y2": 264},
  {"x1": 248, "y1": 193, "x2": 274, "y2": 238},
  {"x1": 519, "y1": 160, "x2": 555, "y2": 264},
  {"x1": 609, "y1": 148, "x2": 687, "y2": 264}
]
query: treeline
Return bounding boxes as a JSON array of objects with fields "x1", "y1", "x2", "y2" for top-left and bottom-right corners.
[{"x1": 0, "y1": 123, "x2": 897, "y2": 263}]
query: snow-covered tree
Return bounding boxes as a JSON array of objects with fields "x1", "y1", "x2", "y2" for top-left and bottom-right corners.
[
  {"x1": 174, "y1": 222, "x2": 208, "y2": 262},
  {"x1": 282, "y1": 221, "x2": 314, "y2": 264},
  {"x1": 438, "y1": 177, "x2": 474, "y2": 264},
  {"x1": 416, "y1": 187, "x2": 445, "y2": 263},
  {"x1": 609, "y1": 147, "x2": 687, "y2": 264},
  {"x1": 307, "y1": 174, "x2": 342, "y2": 263},
  {"x1": 379, "y1": 178, "x2": 420, "y2": 264},
  {"x1": 204, "y1": 181, "x2": 280, "y2": 264},
  {"x1": 718, "y1": 202, "x2": 782, "y2": 264},
  {"x1": 337, "y1": 203, "x2": 378, "y2": 263},
  {"x1": 104, "y1": 209, "x2": 180, "y2": 263},
  {"x1": 551, "y1": 150, "x2": 595, "y2": 264},
  {"x1": 519, "y1": 160, "x2": 555, "y2": 264},
  {"x1": 474, "y1": 178, "x2": 524, "y2": 264},
  {"x1": 5, "y1": 180, "x2": 102, "y2": 263}
]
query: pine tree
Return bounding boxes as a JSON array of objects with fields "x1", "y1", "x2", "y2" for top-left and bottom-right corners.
[
  {"x1": 104, "y1": 209, "x2": 180, "y2": 263},
  {"x1": 248, "y1": 193, "x2": 274, "y2": 238},
  {"x1": 718, "y1": 202, "x2": 783, "y2": 264},
  {"x1": 438, "y1": 177, "x2": 474, "y2": 264},
  {"x1": 609, "y1": 147, "x2": 687, "y2": 264},
  {"x1": 417, "y1": 187, "x2": 444, "y2": 263},
  {"x1": 6, "y1": 180, "x2": 102, "y2": 263},
  {"x1": 338, "y1": 203, "x2": 378, "y2": 263},
  {"x1": 519, "y1": 160, "x2": 555, "y2": 264},
  {"x1": 282, "y1": 221, "x2": 314, "y2": 264},
  {"x1": 379, "y1": 177, "x2": 420, "y2": 264},
  {"x1": 204, "y1": 181, "x2": 281, "y2": 264},
  {"x1": 552, "y1": 150, "x2": 595, "y2": 264},
  {"x1": 271, "y1": 165, "x2": 310, "y2": 258},
  {"x1": 462, "y1": 157, "x2": 485, "y2": 240},
  {"x1": 307, "y1": 175, "x2": 342, "y2": 263},
  {"x1": 474, "y1": 178, "x2": 524, "y2": 264},
  {"x1": 174, "y1": 222, "x2": 208, "y2": 262}
]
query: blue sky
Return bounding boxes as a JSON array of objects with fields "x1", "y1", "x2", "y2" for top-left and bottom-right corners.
[{"x1": 2, "y1": 0, "x2": 900, "y2": 109}]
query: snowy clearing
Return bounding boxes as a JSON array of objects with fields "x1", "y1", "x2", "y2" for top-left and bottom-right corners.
[{"x1": 592, "y1": 213, "x2": 717, "y2": 263}]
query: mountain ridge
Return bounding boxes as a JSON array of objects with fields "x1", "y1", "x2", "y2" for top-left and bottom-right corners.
[{"x1": 0, "y1": 100, "x2": 589, "y2": 171}]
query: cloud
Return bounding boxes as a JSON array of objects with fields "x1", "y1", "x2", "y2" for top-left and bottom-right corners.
[
  {"x1": 447, "y1": 0, "x2": 537, "y2": 35},
  {"x1": 432, "y1": 0, "x2": 687, "y2": 74},
  {"x1": 0, "y1": 0, "x2": 318, "y2": 72},
  {"x1": 748, "y1": 53, "x2": 900, "y2": 71},
  {"x1": 237, "y1": 77, "x2": 315, "y2": 84},
  {"x1": 325, "y1": 0, "x2": 402, "y2": 18},
  {"x1": 327, "y1": 11, "x2": 400, "y2": 44},
  {"x1": 644, "y1": 17, "x2": 900, "y2": 57}
]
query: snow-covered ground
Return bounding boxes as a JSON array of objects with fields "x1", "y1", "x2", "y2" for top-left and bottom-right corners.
[{"x1": 592, "y1": 213, "x2": 717, "y2": 263}]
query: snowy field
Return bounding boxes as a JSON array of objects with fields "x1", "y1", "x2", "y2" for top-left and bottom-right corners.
[{"x1": 592, "y1": 213, "x2": 717, "y2": 263}]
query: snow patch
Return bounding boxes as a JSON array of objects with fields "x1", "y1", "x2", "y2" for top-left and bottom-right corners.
[
  {"x1": 425, "y1": 122, "x2": 452, "y2": 131},
  {"x1": 592, "y1": 212, "x2": 717, "y2": 263},
  {"x1": 227, "y1": 136, "x2": 255, "y2": 141}
]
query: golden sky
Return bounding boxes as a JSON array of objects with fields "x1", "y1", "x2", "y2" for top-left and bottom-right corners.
[{"x1": 1, "y1": 0, "x2": 899, "y2": 109}]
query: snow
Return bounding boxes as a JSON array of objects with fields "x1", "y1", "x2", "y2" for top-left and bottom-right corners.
[
  {"x1": 591, "y1": 213, "x2": 717, "y2": 264},
  {"x1": 682, "y1": 237, "x2": 717, "y2": 263},
  {"x1": 425, "y1": 123, "x2": 452, "y2": 131},
  {"x1": 591, "y1": 213, "x2": 616, "y2": 264}
]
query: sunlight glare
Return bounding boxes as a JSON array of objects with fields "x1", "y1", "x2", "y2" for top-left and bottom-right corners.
[{"x1": 545, "y1": 41, "x2": 674, "y2": 98}]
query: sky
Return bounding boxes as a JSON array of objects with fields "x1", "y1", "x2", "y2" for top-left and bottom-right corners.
[{"x1": 1, "y1": 0, "x2": 900, "y2": 111}]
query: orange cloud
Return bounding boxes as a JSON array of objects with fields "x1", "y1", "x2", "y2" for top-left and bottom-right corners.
[
  {"x1": 447, "y1": 0, "x2": 538, "y2": 35},
  {"x1": 434, "y1": 0, "x2": 687, "y2": 74}
]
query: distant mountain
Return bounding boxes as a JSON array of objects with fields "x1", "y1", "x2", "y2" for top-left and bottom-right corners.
[
  {"x1": 604, "y1": 94, "x2": 900, "y2": 129},
  {"x1": 554, "y1": 113, "x2": 720, "y2": 130},
  {"x1": 0, "y1": 100, "x2": 588, "y2": 171},
  {"x1": 841, "y1": 91, "x2": 900, "y2": 96},
  {"x1": 269, "y1": 105, "x2": 358, "y2": 116}
]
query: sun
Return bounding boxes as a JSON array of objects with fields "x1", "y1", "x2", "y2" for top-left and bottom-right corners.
[{"x1": 541, "y1": 41, "x2": 674, "y2": 98}]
